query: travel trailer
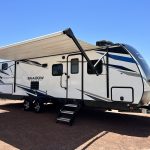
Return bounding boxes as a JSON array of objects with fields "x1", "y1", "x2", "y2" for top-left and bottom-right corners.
[{"x1": 0, "y1": 28, "x2": 150, "y2": 125}]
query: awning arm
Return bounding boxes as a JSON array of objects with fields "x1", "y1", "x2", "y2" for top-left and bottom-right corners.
[
  {"x1": 94, "y1": 52, "x2": 107, "y2": 68},
  {"x1": 63, "y1": 28, "x2": 99, "y2": 76}
]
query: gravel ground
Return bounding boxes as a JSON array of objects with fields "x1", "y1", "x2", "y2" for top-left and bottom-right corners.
[{"x1": 0, "y1": 100, "x2": 150, "y2": 150}]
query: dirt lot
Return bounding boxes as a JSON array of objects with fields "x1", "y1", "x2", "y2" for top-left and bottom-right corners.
[{"x1": 0, "y1": 100, "x2": 150, "y2": 150}]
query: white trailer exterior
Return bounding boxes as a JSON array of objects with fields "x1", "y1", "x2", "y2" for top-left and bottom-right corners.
[{"x1": 0, "y1": 28, "x2": 150, "y2": 124}]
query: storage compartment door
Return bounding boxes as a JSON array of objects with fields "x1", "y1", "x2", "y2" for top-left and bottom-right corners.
[{"x1": 111, "y1": 87, "x2": 134, "y2": 102}]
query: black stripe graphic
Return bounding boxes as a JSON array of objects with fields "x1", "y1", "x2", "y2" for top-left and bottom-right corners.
[{"x1": 108, "y1": 64, "x2": 135, "y2": 72}]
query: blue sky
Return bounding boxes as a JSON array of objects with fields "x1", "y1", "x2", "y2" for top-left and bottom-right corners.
[{"x1": 0, "y1": 0, "x2": 150, "y2": 64}]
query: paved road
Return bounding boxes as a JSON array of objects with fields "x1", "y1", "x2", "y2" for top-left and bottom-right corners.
[{"x1": 0, "y1": 100, "x2": 150, "y2": 150}]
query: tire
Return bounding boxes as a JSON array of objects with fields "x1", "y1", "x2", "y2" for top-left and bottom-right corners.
[
  {"x1": 34, "y1": 101, "x2": 43, "y2": 113},
  {"x1": 24, "y1": 100, "x2": 32, "y2": 111}
]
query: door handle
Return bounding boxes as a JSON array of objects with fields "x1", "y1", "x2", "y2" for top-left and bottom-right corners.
[{"x1": 60, "y1": 73, "x2": 67, "y2": 90}]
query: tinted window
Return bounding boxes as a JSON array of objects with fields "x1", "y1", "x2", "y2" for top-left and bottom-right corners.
[
  {"x1": 87, "y1": 60, "x2": 103, "y2": 74},
  {"x1": 71, "y1": 58, "x2": 79, "y2": 74},
  {"x1": 52, "y1": 64, "x2": 63, "y2": 76},
  {"x1": 2, "y1": 63, "x2": 8, "y2": 70},
  {"x1": 31, "y1": 81, "x2": 39, "y2": 90}
]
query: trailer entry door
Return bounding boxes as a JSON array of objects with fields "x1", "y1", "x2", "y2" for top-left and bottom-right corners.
[{"x1": 67, "y1": 54, "x2": 82, "y2": 99}]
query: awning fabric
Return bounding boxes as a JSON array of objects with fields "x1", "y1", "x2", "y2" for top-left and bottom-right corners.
[{"x1": 0, "y1": 30, "x2": 98, "y2": 61}]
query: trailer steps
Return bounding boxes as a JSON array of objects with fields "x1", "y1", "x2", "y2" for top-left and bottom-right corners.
[
  {"x1": 64, "y1": 104, "x2": 78, "y2": 108},
  {"x1": 56, "y1": 117, "x2": 71, "y2": 123},
  {"x1": 56, "y1": 102, "x2": 82, "y2": 125},
  {"x1": 60, "y1": 110, "x2": 75, "y2": 115}
]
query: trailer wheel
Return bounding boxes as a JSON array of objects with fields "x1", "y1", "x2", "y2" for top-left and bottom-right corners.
[
  {"x1": 24, "y1": 100, "x2": 32, "y2": 111},
  {"x1": 34, "y1": 101, "x2": 43, "y2": 113}
]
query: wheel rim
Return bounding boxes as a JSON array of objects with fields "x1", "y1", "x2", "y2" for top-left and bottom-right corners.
[
  {"x1": 34, "y1": 102, "x2": 40, "y2": 112},
  {"x1": 24, "y1": 101, "x2": 30, "y2": 109}
]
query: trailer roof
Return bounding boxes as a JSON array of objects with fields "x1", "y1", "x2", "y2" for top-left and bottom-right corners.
[{"x1": 0, "y1": 30, "x2": 98, "y2": 61}]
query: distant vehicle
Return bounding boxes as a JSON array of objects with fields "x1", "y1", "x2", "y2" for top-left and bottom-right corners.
[{"x1": 0, "y1": 28, "x2": 150, "y2": 125}]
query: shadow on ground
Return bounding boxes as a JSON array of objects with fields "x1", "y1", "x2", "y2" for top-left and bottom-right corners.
[{"x1": 0, "y1": 102, "x2": 150, "y2": 150}]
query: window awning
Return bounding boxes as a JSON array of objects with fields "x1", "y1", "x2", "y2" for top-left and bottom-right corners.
[{"x1": 0, "y1": 29, "x2": 98, "y2": 61}]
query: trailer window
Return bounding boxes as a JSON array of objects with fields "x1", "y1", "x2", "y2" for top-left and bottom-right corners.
[
  {"x1": 2, "y1": 63, "x2": 8, "y2": 70},
  {"x1": 71, "y1": 58, "x2": 79, "y2": 74},
  {"x1": 31, "y1": 81, "x2": 39, "y2": 90},
  {"x1": 87, "y1": 60, "x2": 103, "y2": 74},
  {"x1": 52, "y1": 64, "x2": 63, "y2": 76}
]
